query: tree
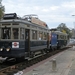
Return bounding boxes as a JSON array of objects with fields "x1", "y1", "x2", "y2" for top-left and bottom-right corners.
[
  {"x1": 0, "y1": 0, "x2": 5, "y2": 19},
  {"x1": 57, "y1": 23, "x2": 72, "y2": 38}
]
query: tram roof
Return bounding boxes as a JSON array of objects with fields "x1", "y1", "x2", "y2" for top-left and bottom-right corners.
[{"x1": 0, "y1": 19, "x2": 49, "y2": 30}]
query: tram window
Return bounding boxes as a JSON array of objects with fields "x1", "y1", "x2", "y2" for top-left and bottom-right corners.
[
  {"x1": 2, "y1": 28, "x2": 11, "y2": 39},
  {"x1": 60, "y1": 35, "x2": 64, "y2": 39},
  {"x1": 43, "y1": 33, "x2": 47, "y2": 40},
  {"x1": 59, "y1": 35, "x2": 62, "y2": 39},
  {"x1": 32, "y1": 30, "x2": 37, "y2": 40},
  {"x1": 13, "y1": 28, "x2": 19, "y2": 39},
  {"x1": 63, "y1": 36, "x2": 65, "y2": 39},
  {"x1": 39, "y1": 32, "x2": 43, "y2": 40},
  {"x1": 20, "y1": 28, "x2": 24, "y2": 39},
  {"x1": 65, "y1": 36, "x2": 67, "y2": 39}
]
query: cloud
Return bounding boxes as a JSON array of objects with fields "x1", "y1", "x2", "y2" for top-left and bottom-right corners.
[
  {"x1": 50, "y1": 6, "x2": 59, "y2": 10},
  {"x1": 62, "y1": 1, "x2": 75, "y2": 8},
  {"x1": 2, "y1": 0, "x2": 75, "y2": 29}
]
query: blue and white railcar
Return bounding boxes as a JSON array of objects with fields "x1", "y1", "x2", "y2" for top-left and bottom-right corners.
[
  {"x1": 50, "y1": 32, "x2": 57, "y2": 50},
  {"x1": 0, "y1": 13, "x2": 49, "y2": 59}
]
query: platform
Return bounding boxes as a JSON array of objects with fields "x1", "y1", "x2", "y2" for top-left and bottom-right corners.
[{"x1": 22, "y1": 47, "x2": 75, "y2": 75}]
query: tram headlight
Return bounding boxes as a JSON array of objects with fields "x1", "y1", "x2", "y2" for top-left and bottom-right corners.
[
  {"x1": 6, "y1": 48, "x2": 10, "y2": 51},
  {"x1": 0, "y1": 48, "x2": 3, "y2": 51}
]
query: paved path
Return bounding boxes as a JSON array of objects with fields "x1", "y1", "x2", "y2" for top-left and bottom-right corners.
[{"x1": 22, "y1": 47, "x2": 75, "y2": 75}]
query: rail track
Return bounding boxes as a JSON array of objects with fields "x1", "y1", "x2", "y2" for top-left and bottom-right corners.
[{"x1": 0, "y1": 46, "x2": 70, "y2": 75}]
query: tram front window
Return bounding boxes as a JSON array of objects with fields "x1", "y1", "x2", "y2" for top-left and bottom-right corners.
[
  {"x1": 2, "y1": 28, "x2": 11, "y2": 39},
  {"x1": 13, "y1": 28, "x2": 18, "y2": 39}
]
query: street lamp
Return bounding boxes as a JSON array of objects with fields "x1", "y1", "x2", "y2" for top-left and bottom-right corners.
[
  {"x1": 72, "y1": 13, "x2": 75, "y2": 16},
  {"x1": 72, "y1": 15, "x2": 75, "y2": 28},
  {"x1": 72, "y1": 15, "x2": 75, "y2": 38}
]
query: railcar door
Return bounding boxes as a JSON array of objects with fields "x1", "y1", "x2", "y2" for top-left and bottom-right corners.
[{"x1": 25, "y1": 29, "x2": 30, "y2": 54}]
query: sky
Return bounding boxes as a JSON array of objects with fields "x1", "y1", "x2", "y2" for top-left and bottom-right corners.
[{"x1": 2, "y1": 0, "x2": 75, "y2": 29}]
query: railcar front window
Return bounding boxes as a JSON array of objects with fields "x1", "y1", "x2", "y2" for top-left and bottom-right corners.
[
  {"x1": 12, "y1": 28, "x2": 19, "y2": 39},
  {"x1": 2, "y1": 28, "x2": 11, "y2": 39},
  {"x1": 20, "y1": 28, "x2": 24, "y2": 39}
]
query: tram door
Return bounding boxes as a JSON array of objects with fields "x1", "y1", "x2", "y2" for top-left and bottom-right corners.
[{"x1": 25, "y1": 29, "x2": 30, "y2": 53}]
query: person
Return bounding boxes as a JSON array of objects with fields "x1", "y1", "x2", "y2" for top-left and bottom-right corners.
[
  {"x1": 3, "y1": 29, "x2": 9, "y2": 39},
  {"x1": 13, "y1": 29, "x2": 18, "y2": 39}
]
